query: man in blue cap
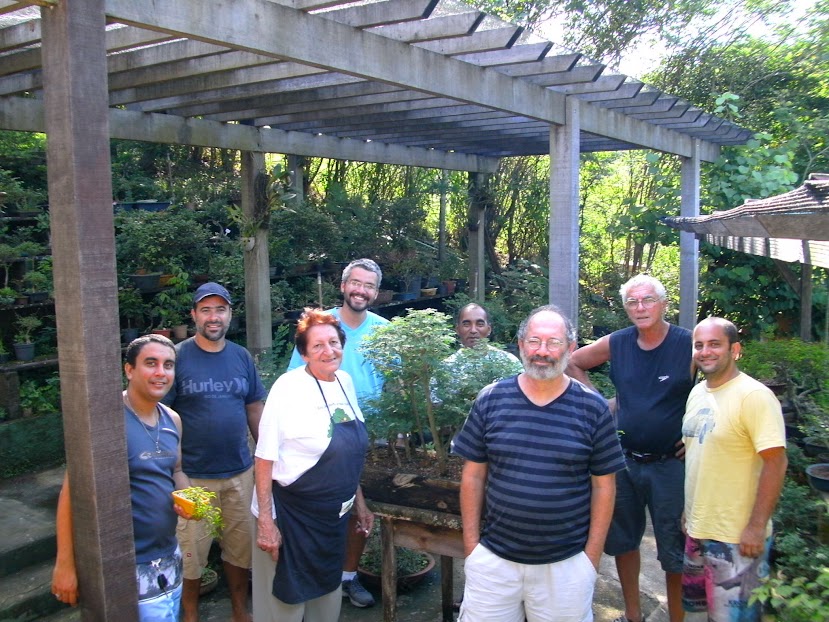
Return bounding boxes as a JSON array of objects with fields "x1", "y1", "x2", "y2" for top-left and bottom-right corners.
[{"x1": 164, "y1": 282, "x2": 266, "y2": 622}]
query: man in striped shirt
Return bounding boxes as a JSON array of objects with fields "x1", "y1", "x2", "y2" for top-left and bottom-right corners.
[{"x1": 453, "y1": 305, "x2": 625, "y2": 622}]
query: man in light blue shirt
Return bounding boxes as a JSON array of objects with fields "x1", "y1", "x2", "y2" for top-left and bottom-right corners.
[{"x1": 286, "y1": 258, "x2": 388, "y2": 607}]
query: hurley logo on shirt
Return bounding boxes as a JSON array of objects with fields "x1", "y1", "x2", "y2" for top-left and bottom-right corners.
[
  {"x1": 658, "y1": 375, "x2": 670, "y2": 382},
  {"x1": 178, "y1": 377, "x2": 250, "y2": 395}
]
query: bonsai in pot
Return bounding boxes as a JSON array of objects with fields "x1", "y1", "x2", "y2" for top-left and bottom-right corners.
[
  {"x1": 357, "y1": 527, "x2": 435, "y2": 591},
  {"x1": 361, "y1": 309, "x2": 456, "y2": 474},
  {"x1": 151, "y1": 268, "x2": 191, "y2": 336},
  {"x1": 118, "y1": 285, "x2": 146, "y2": 341},
  {"x1": 13, "y1": 314, "x2": 42, "y2": 361},
  {"x1": 172, "y1": 486, "x2": 224, "y2": 539}
]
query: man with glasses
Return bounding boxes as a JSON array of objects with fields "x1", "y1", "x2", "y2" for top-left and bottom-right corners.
[
  {"x1": 568, "y1": 275, "x2": 695, "y2": 622},
  {"x1": 287, "y1": 258, "x2": 388, "y2": 608},
  {"x1": 454, "y1": 305, "x2": 625, "y2": 621}
]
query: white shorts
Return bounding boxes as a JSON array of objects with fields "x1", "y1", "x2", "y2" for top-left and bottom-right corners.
[{"x1": 459, "y1": 543, "x2": 597, "y2": 622}]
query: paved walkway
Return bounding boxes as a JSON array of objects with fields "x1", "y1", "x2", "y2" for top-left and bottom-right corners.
[{"x1": 0, "y1": 466, "x2": 671, "y2": 621}]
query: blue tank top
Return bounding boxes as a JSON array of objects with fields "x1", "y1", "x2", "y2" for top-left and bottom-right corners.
[
  {"x1": 125, "y1": 404, "x2": 180, "y2": 563},
  {"x1": 609, "y1": 324, "x2": 695, "y2": 454}
]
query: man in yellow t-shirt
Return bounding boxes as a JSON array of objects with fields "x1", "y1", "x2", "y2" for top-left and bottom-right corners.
[{"x1": 682, "y1": 317, "x2": 787, "y2": 622}]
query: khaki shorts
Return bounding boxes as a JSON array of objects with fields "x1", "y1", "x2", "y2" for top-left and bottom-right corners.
[{"x1": 177, "y1": 467, "x2": 254, "y2": 580}]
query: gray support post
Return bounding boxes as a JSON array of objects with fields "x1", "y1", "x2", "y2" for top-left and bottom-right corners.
[
  {"x1": 287, "y1": 154, "x2": 305, "y2": 206},
  {"x1": 241, "y1": 151, "x2": 273, "y2": 357},
  {"x1": 467, "y1": 173, "x2": 487, "y2": 302},
  {"x1": 438, "y1": 169, "x2": 447, "y2": 265},
  {"x1": 41, "y1": 1, "x2": 139, "y2": 618},
  {"x1": 679, "y1": 143, "x2": 700, "y2": 329},
  {"x1": 801, "y1": 242, "x2": 812, "y2": 341},
  {"x1": 548, "y1": 97, "x2": 580, "y2": 325}
]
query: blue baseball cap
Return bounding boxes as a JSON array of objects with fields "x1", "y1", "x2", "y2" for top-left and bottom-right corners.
[{"x1": 193, "y1": 282, "x2": 232, "y2": 305}]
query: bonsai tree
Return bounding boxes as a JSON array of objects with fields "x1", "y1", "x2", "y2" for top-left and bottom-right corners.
[
  {"x1": 360, "y1": 309, "x2": 455, "y2": 473},
  {"x1": 14, "y1": 314, "x2": 42, "y2": 344},
  {"x1": 118, "y1": 286, "x2": 146, "y2": 329},
  {"x1": 172, "y1": 486, "x2": 224, "y2": 538},
  {"x1": 0, "y1": 286, "x2": 16, "y2": 306},
  {"x1": 151, "y1": 268, "x2": 191, "y2": 328}
]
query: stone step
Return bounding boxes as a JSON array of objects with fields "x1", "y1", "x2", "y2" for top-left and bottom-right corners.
[
  {"x1": 0, "y1": 558, "x2": 68, "y2": 622},
  {"x1": 0, "y1": 469, "x2": 62, "y2": 579}
]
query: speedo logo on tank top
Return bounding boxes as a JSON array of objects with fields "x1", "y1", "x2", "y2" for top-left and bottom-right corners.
[{"x1": 178, "y1": 377, "x2": 250, "y2": 395}]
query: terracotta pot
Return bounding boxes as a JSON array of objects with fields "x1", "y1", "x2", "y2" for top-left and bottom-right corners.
[
  {"x1": 151, "y1": 328, "x2": 172, "y2": 338},
  {"x1": 172, "y1": 324, "x2": 189, "y2": 340}
]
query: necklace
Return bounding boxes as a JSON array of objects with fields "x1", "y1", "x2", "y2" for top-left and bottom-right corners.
[{"x1": 123, "y1": 392, "x2": 161, "y2": 453}]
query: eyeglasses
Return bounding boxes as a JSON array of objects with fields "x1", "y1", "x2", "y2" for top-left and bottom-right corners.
[
  {"x1": 524, "y1": 337, "x2": 566, "y2": 351},
  {"x1": 623, "y1": 296, "x2": 662, "y2": 309},
  {"x1": 345, "y1": 279, "x2": 377, "y2": 292}
]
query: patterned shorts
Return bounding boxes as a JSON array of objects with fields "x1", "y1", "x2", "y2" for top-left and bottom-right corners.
[{"x1": 682, "y1": 536, "x2": 771, "y2": 622}]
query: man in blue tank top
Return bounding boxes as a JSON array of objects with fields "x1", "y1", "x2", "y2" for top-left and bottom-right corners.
[
  {"x1": 52, "y1": 335, "x2": 193, "y2": 621},
  {"x1": 568, "y1": 275, "x2": 695, "y2": 622}
]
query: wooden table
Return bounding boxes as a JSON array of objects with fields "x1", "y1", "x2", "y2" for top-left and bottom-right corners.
[{"x1": 367, "y1": 500, "x2": 464, "y2": 622}]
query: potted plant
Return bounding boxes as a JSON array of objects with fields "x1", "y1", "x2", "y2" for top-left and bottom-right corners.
[
  {"x1": 118, "y1": 286, "x2": 146, "y2": 342},
  {"x1": 0, "y1": 340, "x2": 9, "y2": 364},
  {"x1": 13, "y1": 314, "x2": 42, "y2": 361},
  {"x1": 172, "y1": 486, "x2": 224, "y2": 539},
  {"x1": 0, "y1": 286, "x2": 16, "y2": 306},
  {"x1": 358, "y1": 527, "x2": 435, "y2": 591},
  {"x1": 22, "y1": 268, "x2": 50, "y2": 303},
  {"x1": 150, "y1": 268, "x2": 191, "y2": 338}
]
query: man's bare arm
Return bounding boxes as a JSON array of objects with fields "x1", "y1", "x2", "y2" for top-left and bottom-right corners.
[
  {"x1": 460, "y1": 459, "x2": 488, "y2": 557},
  {"x1": 584, "y1": 473, "x2": 616, "y2": 570},
  {"x1": 740, "y1": 446, "x2": 787, "y2": 558},
  {"x1": 566, "y1": 336, "x2": 612, "y2": 393}
]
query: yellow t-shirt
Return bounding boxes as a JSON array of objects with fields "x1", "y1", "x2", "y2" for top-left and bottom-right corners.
[{"x1": 682, "y1": 372, "x2": 785, "y2": 543}]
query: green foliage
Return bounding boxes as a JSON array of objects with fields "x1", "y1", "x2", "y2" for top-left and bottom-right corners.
[
  {"x1": 19, "y1": 374, "x2": 61, "y2": 416},
  {"x1": 361, "y1": 309, "x2": 456, "y2": 472},
  {"x1": 489, "y1": 260, "x2": 550, "y2": 342},
  {"x1": 739, "y1": 338, "x2": 829, "y2": 444},
  {"x1": 115, "y1": 207, "x2": 213, "y2": 275},
  {"x1": 752, "y1": 566, "x2": 829, "y2": 621},
  {"x1": 0, "y1": 286, "x2": 15, "y2": 306},
  {"x1": 151, "y1": 268, "x2": 191, "y2": 328},
  {"x1": 174, "y1": 486, "x2": 224, "y2": 539},
  {"x1": 433, "y1": 344, "x2": 523, "y2": 427},
  {"x1": 255, "y1": 324, "x2": 294, "y2": 392},
  {"x1": 118, "y1": 286, "x2": 146, "y2": 328}
]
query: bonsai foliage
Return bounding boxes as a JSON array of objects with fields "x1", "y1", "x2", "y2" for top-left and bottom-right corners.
[
  {"x1": 174, "y1": 486, "x2": 224, "y2": 539},
  {"x1": 361, "y1": 309, "x2": 455, "y2": 473},
  {"x1": 433, "y1": 343, "x2": 523, "y2": 427},
  {"x1": 14, "y1": 314, "x2": 42, "y2": 344}
]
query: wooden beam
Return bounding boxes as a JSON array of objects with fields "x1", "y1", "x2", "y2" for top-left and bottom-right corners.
[
  {"x1": 0, "y1": 95, "x2": 499, "y2": 171},
  {"x1": 40, "y1": 0, "x2": 138, "y2": 618}
]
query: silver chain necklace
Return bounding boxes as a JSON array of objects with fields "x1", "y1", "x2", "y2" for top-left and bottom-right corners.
[{"x1": 124, "y1": 392, "x2": 161, "y2": 453}]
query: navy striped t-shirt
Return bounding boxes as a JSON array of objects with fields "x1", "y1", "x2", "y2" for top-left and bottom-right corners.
[{"x1": 453, "y1": 376, "x2": 625, "y2": 564}]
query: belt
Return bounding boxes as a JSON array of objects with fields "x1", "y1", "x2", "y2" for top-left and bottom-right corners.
[{"x1": 624, "y1": 449, "x2": 672, "y2": 464}]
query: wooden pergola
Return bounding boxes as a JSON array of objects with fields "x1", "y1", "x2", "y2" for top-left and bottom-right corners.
[
  {"x1": 665, "y1": 173, "x2": 829, "y2": 340},
  {"x1": 0, "y1": 0, "x2": 749, "y2": 617}
]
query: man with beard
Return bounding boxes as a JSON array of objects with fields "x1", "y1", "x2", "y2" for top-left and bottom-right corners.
[
  {"x1": 567, "y1": 275, "x2": 694, "y2": 622},
  {"x1": 164, "y1": 282, "x2": 267, "y2": 622},
  {"x1": 287, "y1": 258, "x2": 388, "y2": 608},
  {"x1": 453, "y1": 305, "x2": 625, "y2": 621}
]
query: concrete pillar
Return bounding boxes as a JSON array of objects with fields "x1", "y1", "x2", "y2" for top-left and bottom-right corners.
[
  {"x1": 679, "y1": 143, "x2": 700, "y2": 329},
  {"x1": 548, "y1": 97, "x2": 580, "y2": 325}
]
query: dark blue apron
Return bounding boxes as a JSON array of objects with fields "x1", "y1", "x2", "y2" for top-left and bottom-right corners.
[{"x1": 271, "y1": 416, "x2": 368, "y2": 604}]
